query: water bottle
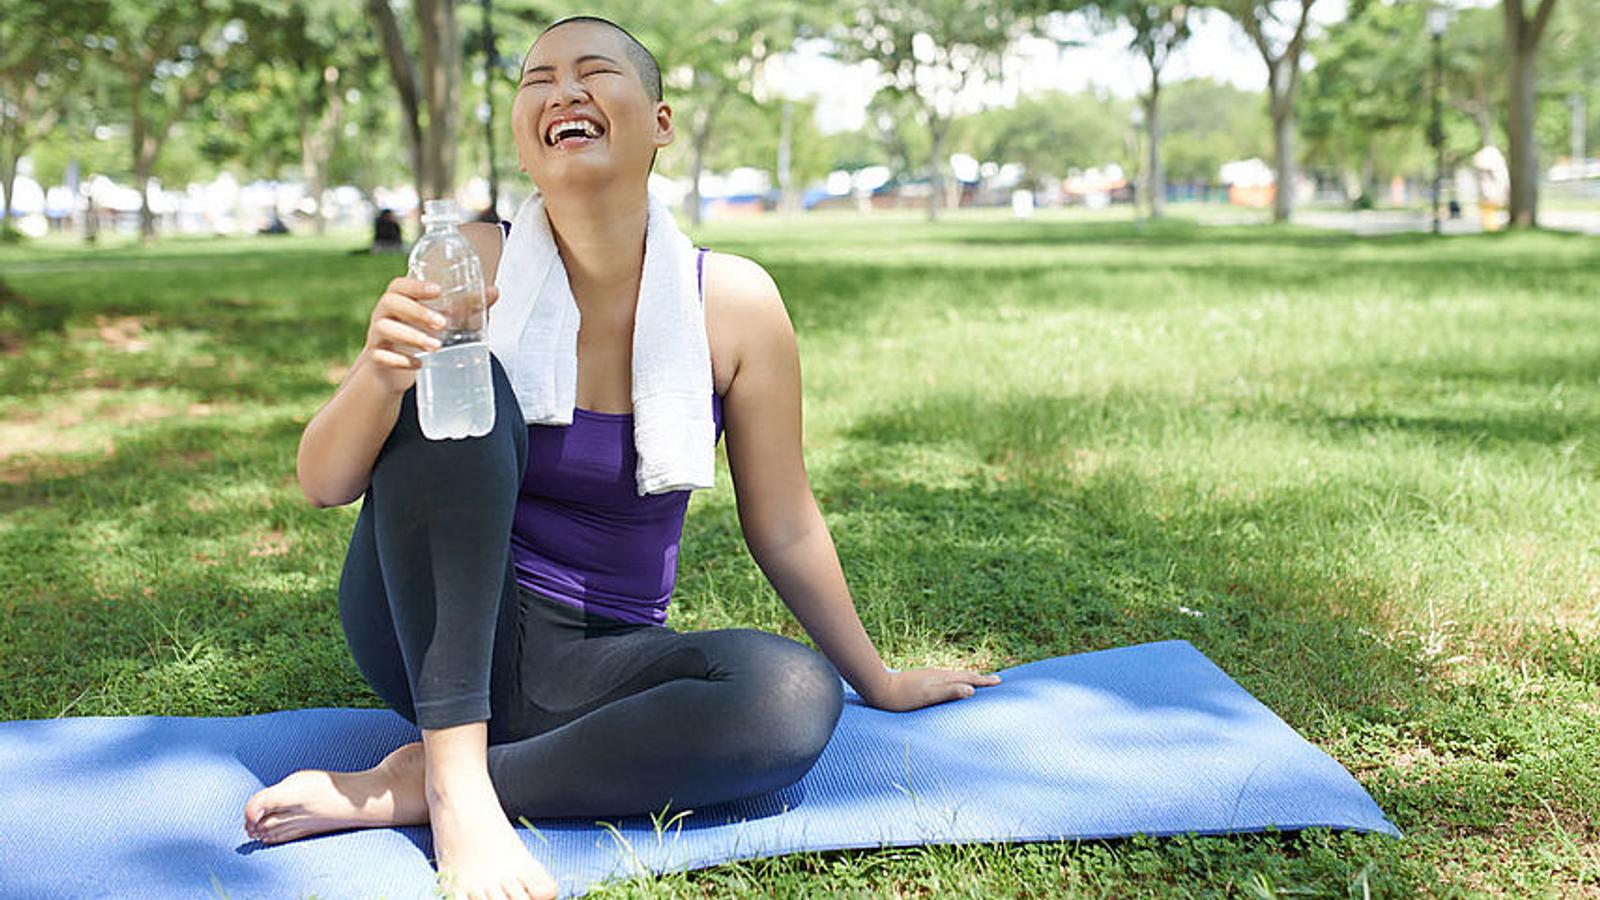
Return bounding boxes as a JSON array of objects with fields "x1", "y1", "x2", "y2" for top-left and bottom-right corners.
[{"x1": 407, "y1": 198, "x2": 495, "y2": 440}]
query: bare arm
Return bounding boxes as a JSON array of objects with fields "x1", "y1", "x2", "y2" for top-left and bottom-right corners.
[
  {"x1": 296, "y1": 349, "x2": 410, "y2": 508},
  {"x1": 299, "y1": 223, "x2": 504, "y2": 508},
  {"x1": 717, "y1": 254, "x2": 1001, "y2": 711},
  {"x1": 297, "y1": 276, "x2": 447, "y2": 507}
]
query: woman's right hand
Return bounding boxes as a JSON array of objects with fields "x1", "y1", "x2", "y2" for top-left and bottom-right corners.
[
  {"x1": 361, "y1": 277, "x2": 503, "y2": 394},
  {"x1": 363, "y1": 276, "x2": 447, "y2": 394}
]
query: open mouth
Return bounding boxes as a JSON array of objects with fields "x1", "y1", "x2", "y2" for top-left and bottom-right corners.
[{"x1": 545, "y1": 118, "x2": 606, "y2": 149}]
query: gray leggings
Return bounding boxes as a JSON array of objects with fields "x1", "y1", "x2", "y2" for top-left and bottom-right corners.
[{"x1": 336, "y1": 353, "x2": 845, "y2": 819}]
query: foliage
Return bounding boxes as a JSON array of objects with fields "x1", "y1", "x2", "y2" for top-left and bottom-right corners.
[
  {"x1": 951, "y1": 89, "x2": 1132, "y2": 185},
  {"x1": 1297, "y1": 0, "x2": 1430, "y2": 186},
  {"x1": 1160, "y1": 79, "x2": 1272, "y2": 182}
]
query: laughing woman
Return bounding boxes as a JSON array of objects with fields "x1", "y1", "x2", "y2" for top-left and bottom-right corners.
[{"x1": 243, "y1": 14, "x2": 1000, "y2": 900}]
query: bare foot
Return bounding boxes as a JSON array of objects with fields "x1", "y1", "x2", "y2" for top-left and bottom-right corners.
[
  {"x1": 428, "y1": 776, "x2": 558, "y2": 900},
  {"x1": 243, "y1": 741, "x2": 430, "y2": 843}
]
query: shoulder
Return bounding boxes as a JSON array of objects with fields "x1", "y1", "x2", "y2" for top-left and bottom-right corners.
[
  {"x1": 461, "y1": 221, "x2": 504, "y2": 282},
  {"x1": 703, "y1": 250, "x2": 788, "y2": 332},
  {"x1": 702, "y1": 250, "x2": 793, "y2": 379}
]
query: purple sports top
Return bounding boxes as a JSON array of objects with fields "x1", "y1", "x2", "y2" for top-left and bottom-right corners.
[{"x1": 498, "y1": 219, "x2": 723, "y2": 627}]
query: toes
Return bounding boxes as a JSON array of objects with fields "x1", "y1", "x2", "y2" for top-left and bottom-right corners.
[{"x1": 243, "y1": 792, "x2": 271, "y2": 825}]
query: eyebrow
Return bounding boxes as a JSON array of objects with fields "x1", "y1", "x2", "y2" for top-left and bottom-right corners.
[{"x1": 523, "y1": 53, "x2": 620, "y2": 76}]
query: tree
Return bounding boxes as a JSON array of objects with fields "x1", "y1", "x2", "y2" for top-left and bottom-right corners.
[
  {"x1": 1075, "y1": 0, "x2": 1191, "y2": 218},
  {"x1": 0, "y1": 0, "x2": 96, "y2": 230},
  {"x1": 612, "y1": 0, "x2": 820, "y2": 227},
  {"x1": 1161, "y1": 79, "x2": 1271, "y2": 184},
  {"x1": 1438, "y1": 5, "x2": 1506, "y2": 151},
  {"x1": 89, "y1": 0, "x2": 249, "y2": 241},
  {"x1": 831, "y1": 0, "x2": 1036, "y2": 221},
  {"x1": 950, "y1": 88, "x2": 1130, "y2": 189},
  {"x1": 266, "y1": 1, "x2": 371, "y2": 234},
  {"x1": 704, "y1": 88, "x2": 835, "y2": 216},
  {"x1": 367, "y1": 0, "x2": 463, "y2": 203},
  {"x1": 1219, "y1": 0, "x2": 1320, "y2": 222},
  {"x1": 1501, "y1": 0, "x2": 1559, "y2": 227},
  {"x1": 1298, "y1": 0, "x2": 1430, "y2": 203}
]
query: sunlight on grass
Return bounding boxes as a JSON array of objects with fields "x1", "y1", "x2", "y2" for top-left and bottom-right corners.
[{"x1": 3, "y1": 213, "x2": 1598, "y2": 895}]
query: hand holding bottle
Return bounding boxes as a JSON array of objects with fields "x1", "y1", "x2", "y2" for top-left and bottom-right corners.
[
  {"x1": 408, "y1": 199, "x2": 495, "y2": 440},
  {"x1": 361, "y1": 276, "x2": 500, "y2": 396}
]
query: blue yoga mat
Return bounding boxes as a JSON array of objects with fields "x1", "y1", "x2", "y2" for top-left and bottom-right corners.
[{"x1": 0, "y1": 639, "x2": 1398, "y2": 898}]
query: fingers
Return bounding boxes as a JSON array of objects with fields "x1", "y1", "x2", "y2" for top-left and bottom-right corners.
[
  {"x1": 375, "y1": 316, "x2": 442, "y2": 356},
  {"x1": 369, "y1": 347, "x2": 421, "y2": 370},
  {"x1": 377, "y1": 289, "x2": 448, "y2": 334},
  {"x1": 386, "y1": 275, "x2": 441, "y2": 301},
  {"x1": 947, "y1": 669, "x2": 1002, "y2": 701}
]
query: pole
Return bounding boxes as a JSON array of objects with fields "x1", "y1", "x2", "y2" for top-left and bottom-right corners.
[
  {"x1": 481, "y1": 0, "x2": 499, "y2": 214},
  {"x1": 1431, "y1": 27, "x2": 1443, "y2": 234}
]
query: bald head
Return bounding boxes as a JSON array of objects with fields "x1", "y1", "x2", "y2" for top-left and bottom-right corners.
[{"x1": 526, "y1": 15, "x2": 662, "y2": 103}]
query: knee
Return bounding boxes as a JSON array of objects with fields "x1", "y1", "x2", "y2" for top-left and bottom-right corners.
[
  {"x1": 372, "y1": 353, "x2": 522, "y2": 492},
  {"x1": 734, "y1": 632, "x2": 844, "y2": 766}
]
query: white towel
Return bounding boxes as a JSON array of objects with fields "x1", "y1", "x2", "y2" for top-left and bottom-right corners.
[{"x1": 486, "y1": 188, "x2": 716, "y2": 497}]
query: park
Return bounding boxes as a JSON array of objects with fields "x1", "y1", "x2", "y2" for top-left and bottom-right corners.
[{"x1": 2, "y1": 1, "x2": 1598, "y2": 897}]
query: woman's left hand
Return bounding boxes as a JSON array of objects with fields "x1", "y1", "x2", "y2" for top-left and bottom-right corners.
[{"x1": 865, "y1": 667, "x2": 1002, "y2": 712}]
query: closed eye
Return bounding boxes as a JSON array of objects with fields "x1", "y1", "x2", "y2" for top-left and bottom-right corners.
[{"x1": 522, "y1": 69, "x2": 615, "y2": 86}]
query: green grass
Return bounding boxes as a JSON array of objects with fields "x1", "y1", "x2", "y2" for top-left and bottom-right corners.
[{"x1": 3, "y1": 209, "x2": 1599, "y2": 897}]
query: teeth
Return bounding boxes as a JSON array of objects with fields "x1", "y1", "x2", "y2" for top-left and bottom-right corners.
[{"x1": 547, "y1": 118, "x2": 601, "y2": 145}]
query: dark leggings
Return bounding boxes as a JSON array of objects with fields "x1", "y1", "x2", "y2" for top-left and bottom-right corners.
[{"x1": 335, "y1": 352, "x2": 845, "y2": 820}]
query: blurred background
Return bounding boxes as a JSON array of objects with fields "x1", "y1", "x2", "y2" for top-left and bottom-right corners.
[{"x1": 2, "y1": 0, "x2": 1596, "y2": 246}]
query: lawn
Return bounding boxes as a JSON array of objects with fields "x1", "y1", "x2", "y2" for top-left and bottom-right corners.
[{"x1": 2, "y1": 210, "x2": 1597, "y2": 896}]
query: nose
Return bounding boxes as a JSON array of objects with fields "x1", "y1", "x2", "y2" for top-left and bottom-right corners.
[{"x1": 547, "y1": 71, "x2": 591, "y2": 107}]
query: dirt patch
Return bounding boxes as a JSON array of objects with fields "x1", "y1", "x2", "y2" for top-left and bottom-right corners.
[
  {"x1": 248, "y1": 529, "x2": 293, "y2": 558},
  {"x1": 0, "y1": 389, "x2": 226, "y2": 467},
  {"x1": 0, "y1": 454, "x2": 102, "y2": 486},
  {"x1": 64, "y1": 314, "x2": 153, "y2": 353}
]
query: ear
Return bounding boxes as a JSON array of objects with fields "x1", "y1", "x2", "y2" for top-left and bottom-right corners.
[{"x1": 655, "y1": 101, "x2": 674, "y2": 149}]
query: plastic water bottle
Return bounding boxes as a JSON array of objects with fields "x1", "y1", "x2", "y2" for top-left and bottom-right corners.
[{"x1": 408, "y1": 198, "x2": 494, "y2": 441}]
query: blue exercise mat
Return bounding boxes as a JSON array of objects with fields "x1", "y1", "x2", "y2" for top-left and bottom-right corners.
[{"x1": 0, "y1": 639, "x2": 1399, "y2": 898}]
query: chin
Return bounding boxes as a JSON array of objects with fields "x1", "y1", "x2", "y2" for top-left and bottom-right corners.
[{"x1": 535, "y1": 159, "x2": 641, "y2": 192}]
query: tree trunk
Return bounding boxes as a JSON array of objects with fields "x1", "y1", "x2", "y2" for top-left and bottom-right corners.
[
  {"x1": 1145, "y1": 88, "x2": 1164, "y2": 220},
  {"x1": 127, "y1": 66, "x2": 186, "y2": 243},
  {"x1": 0, "y1": 153, "x2": 16, "y2": 229},
  {"x1": 135, "y1": 160, "x2": 155, "y2": 242},
  {"x1": 300, "y1": 66, "x2": 344, "y2": 236},
  {"x1": 0, "y1": 109, "x2": 17, "y2": 227},
  {"x1": 688, "y1": 104, "x2": 715, "y2": 228},
  {"x1": 777, "y1": 99, "x2": 794, "y2": 218},
  {"x1": 1505, "y1": 32, "x2": 1539, "y2": 227},
  {"x1": 927, "y1": 116, "x2": 945, "y2": 223},
  {"x1": 416, "y1": 0, "x2": 460, "y2": 201},
  {"x1": 368, "y1": 0, "x2": 426, "y2": 202},
  {"x1": 129, "y1": 81, "x2": 156, "y2": 243},
  {"x1": 1271, "y1": 98, "x2": 1294, "y2": 223},
  {"x1": 1502, "y1": 0, "x2": 1557, "y2": 228},
  {"x1": 1235, "y1": 1, "x2": 1314, "y2": 224}
]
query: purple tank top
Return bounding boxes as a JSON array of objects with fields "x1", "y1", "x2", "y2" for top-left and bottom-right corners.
[{"x1": 500, "y1": 219, "x2": 722, "y2": 626}]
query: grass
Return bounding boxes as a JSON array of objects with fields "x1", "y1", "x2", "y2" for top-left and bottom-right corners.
[{"x1": 2, "y1": 208, "x2": 1598, "y2": 897}]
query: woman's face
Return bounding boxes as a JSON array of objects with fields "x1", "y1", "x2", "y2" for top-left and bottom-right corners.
[{"x1": 511, "y1": 23, "x2": 671, "y2": 193}]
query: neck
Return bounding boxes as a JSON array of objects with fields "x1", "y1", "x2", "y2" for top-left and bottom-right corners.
[{"x1": 540, "y1": 181, "x2": 648, "y2": 311}]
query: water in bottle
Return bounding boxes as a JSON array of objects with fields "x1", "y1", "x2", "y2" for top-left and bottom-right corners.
[{"x1": 408, "y1": 198, "x2": 494, "y2": 440}]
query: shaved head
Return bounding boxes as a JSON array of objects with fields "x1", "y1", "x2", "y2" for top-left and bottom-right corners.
[{"x1": 526, "y1": 15, "x2": 662, "y2": 103}]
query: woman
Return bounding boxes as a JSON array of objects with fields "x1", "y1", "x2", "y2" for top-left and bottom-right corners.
[{"x1": 243, "y1": 14, "x2": 1001, "y2": 900}]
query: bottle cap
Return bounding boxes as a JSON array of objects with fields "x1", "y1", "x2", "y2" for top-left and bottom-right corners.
[{"x1": 420, "y1": 198, "x2": 461, "y2": 224}]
